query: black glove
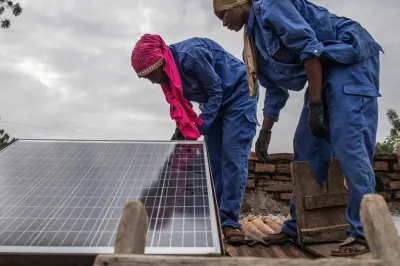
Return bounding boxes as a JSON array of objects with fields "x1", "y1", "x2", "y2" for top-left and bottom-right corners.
[
  {"x1": 309, "y1": 101, "x2": 329, "y2": 138},
  {"x1": 171, "y1": 127, "x2": 185, "y2": 140},
  {"x1": 255, "y1": 128, "x2": 272, "y2": 163}
]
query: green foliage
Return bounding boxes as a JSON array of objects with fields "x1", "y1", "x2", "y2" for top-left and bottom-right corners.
[
  {"x1": 375, "y1": 108, "x2": 400, "y2": 153},
  {"x1": 0, "y1": 1, "x2": 22, "y2": 29},
  {"x1": 0, "y1": 128, "x2": 17, "y2": 151}
]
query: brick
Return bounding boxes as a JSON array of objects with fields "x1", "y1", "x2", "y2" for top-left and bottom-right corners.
[
  {"x1": 248, "y1": 161, "x2": 255, "y2": 171},
  {"x1": 249, "y1": 151, "x2": 258, "y2": 161},
  {"x1": 277, "y1": 164, "x2": 291, "y2": 174},
  {"x1": 255, "y1": 163, "x2": 276, "y2": 173},
  {"x1": 385, "y1": 173, "x2": 400, "y2": 180},
  {"x1": 395, "y1": 191, "x2": 400, "y2": 199},
  {"x1": 246, "y1": 179, "x2": 255, "y2": 189},
  {"x1": 280, "y1": 193, "x2": 292, "y2": 200},
  {"x1": 247, "y1": 173, "x2": 255, "y2": 179},
  {"x1": 272, "y1": 175, "x2": 291, "y2": 181},
  {"x1": 257, "y1": 175, "x2": 271, "y2": 180},
  {"x1": 389, "y1": 181, "x2": 400, "y2": 190},
  {"x1": 269, "y1": 153, "x2": 293, "y2": 162},
  {"x1": 374, "y1": 153, "x2": 398, "y2": 161},
  {"x1": 261, "y1": 180, "x2": 292, "y2": 192},
  {"x1": 377, "y1": 192, "x2": 392, "y2": 201},
  {"x1": 256, "y1": 176, "x2": 271, "y2": 187},
  {"x1": 373, "y1": 161, "x2": 388, "y2": 171}
]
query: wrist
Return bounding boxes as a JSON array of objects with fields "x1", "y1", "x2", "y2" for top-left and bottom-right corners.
[
  {"x1": 262, "y1": 117, "x2": 275, "y2": 130},
  {"x1": 309, "y1": 100, "x2": 323, "y2": 106},
  {"x1": 309, "y1": 98, "x2": 322, "y2": 104}
]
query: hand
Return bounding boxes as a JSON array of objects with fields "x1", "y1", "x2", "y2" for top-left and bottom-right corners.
[
  {"x1": 197, "y1": 123, "x2": 208, "y2": 136},
  {"x1": 309, "y1": 100, "x2": 329, "y2": 138},
  {"x1": 171, "y1": 128, "x2": 185, "y2": 140},
  {"x1": 255, "y1": 128, "x2": 272, "y2": 163}
]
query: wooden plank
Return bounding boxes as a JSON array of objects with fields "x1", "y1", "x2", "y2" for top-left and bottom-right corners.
[
  {"x1": 304, "y1": 193, "x2": 349, "y2": 210},
  {"x1": 300, "y1": 224, "x2": 349, "y2": 243},
  {"x1": 291, "y1": 162, "x2": 326, "y2": 231},
  {"x1": 301, "y1": 243, "x2": 373, "y2": 259},
  {"x1": 360, "y1": 194, "x2": 400, "y2": 261},
  {"x1": 93, "y1": 254, "x2": 387, "y2": 266},
  {"x1": 114, "y1": 201, "x2": 149, "y2": 254},
  {"x1": 292, "y1": 159, "x2": 350, "y2": 243}
]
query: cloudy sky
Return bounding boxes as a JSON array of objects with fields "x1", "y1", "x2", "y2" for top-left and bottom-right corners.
[{"x1": 0, "y1": 0, "x2": 398, "y2": 153}]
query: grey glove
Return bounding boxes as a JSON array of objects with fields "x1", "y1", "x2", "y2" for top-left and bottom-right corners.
[
  {"x1": 309, "y1": 100, "x2": 329, "y2": 138},
  {"x1": 255, "y1": 128, "x2": 272, "y2": 163},
  {"x1": 171, "y1": 127, "x2": 185, "y2": 140}
]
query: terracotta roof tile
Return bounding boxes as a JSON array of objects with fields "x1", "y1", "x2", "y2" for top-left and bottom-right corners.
[{"x1": 224, "y1": 215, "x2": 316, "y2": 259}]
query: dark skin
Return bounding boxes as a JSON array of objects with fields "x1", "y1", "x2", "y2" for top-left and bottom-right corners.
[
  {"x1": 216, "y1": 4, "x2": 367, "y2": 255},
  {"x1": 141, "y1": 65, "x2": 169, "y2": 85},
  {"x1": 215, "y1": 4, "x2": 323, "y2": 130}
]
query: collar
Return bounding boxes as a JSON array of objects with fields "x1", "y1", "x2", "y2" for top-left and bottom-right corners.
[{"x1": 245, "y1": 3, "x2": 256, "y2": 36}]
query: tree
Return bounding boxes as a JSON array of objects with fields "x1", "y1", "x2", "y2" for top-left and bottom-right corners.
[
  {"x1": 375, "y1": 108, "x2": 400, "y2": 153},
  {"x1": 0, "y1": 0, "x2": 22, "y2": 29},
  {"x1": 0, "y1": 128, "x2": 17, "y2": 150}
]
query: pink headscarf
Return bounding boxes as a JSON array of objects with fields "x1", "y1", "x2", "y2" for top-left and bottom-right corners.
[{"x1": 131, "y1": 34, "x2": 203, "y2": 140}]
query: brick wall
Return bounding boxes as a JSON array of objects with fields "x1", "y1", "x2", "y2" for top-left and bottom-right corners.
[{"x1": 242, "y1": 152, "x2": 400, "y2": 215}]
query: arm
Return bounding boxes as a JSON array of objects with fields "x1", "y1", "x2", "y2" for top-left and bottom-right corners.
[
  {"x1": 262, "y1": 84, "x2": 290, "y2": 129},
  {"x1": 185, "y1": 47, "x2": 223, "y2": 134},
  {"x1": 262, "y1": 0, "x2": 323, "y2": 102},
  {"x1": 304, "y1": 58, "x2": 323, "y2": 103}
]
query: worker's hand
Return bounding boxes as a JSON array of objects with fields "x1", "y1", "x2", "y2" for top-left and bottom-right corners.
[
  {"x1": 171, "y1": 128, "x2": 185, "y2": 140},
  {"x1": 255, "y1": 128, "x2": 272, "y2": 163},
  {"x1": 309, "y1": 101, "x2": 329, "y2": 138}
]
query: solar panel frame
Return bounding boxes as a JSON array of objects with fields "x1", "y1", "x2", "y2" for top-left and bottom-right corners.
[{"x1": 0, "y1": 139, "x2": 223, "y2": 256}]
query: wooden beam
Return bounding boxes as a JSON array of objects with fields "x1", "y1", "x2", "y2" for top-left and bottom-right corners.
[
  {"x1": 360, "y1": 194, "x2": 400, "y2": 261},
  {"x1": 300, "y1": 224, "x2": 349, "y2": 243},
  {"x1": 114, "y1": 201, "x2": 149, "y2": 254},
  {"x1": 304, "y1": 193, "x2": 349, "y2": 210},
  {"x1": 93, "y1": 254, "x2": 388, "y2": 266},
  {"x1": 291, "y1": 159, "x2": 349, "y2": 243}
]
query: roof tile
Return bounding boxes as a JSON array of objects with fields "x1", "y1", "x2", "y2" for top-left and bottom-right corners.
[{"x1": 224, "y1": 215, "x2": 316, "y2": 259}]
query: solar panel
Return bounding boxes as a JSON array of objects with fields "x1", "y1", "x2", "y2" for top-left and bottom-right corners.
[{"x1": 0, "y1": 139, "x2": 222, "y2": 255}]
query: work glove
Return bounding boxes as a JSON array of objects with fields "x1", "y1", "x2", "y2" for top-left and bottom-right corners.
[
  {"x1": 255, "y1": 128, "x2": 272, "y2": 163},
  {"x1": 309, "y1": 101, "x2": 329, "y2": 138},
  {"x1": 171, "y1": 127, "x2": 185, "y2": 140}
]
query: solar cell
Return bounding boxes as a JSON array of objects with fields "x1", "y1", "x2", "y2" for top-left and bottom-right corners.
[{"x1": 0, "y1": 139, "x2": 222, "y2": 255}]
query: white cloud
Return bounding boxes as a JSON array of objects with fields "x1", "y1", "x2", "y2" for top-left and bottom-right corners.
[{"x1": 0, "y1": 0, "x2": 398, "y2": 152}]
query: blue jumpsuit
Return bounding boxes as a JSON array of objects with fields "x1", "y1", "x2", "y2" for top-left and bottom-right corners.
[
  {"x1": 169, "y1": 38, "x2": 259, "y2": 229},
  {"x1": 245, "y1": 0, "x2": 383, "y2": 239}
]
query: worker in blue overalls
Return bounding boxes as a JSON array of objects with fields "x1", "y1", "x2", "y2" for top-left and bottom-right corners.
[
  {"x1": 131, "y1": 34, "x2": 259, "y2": 243},
  {"x1": 213, "y1": 0, "x2": 383, "y2": 256}
]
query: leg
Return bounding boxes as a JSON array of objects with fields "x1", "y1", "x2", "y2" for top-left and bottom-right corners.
[
  {"x1": 219, "y1": 102, "x2": 258, "y2": 243},
  {"x1": 325, "y1": 54, "x2": 380, "y2": 256},
  {"x1": 204, "y1": 116, "x2": 223, "y2": 210},
  {"x1": 265, "y1": 94, "x2": 333, "y2": 244}
]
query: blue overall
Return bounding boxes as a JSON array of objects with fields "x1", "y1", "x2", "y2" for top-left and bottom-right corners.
[
  {"x1": 169, "y1": 38, "x2": 260, "y2": 229},
  {"x1": 245, "y1": 0, "x2": 383, "y2": 239}
]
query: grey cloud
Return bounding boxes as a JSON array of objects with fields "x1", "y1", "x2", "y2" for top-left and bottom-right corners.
[{"x1": 0, "y1": 0, "x2": 398, "y2": 152}]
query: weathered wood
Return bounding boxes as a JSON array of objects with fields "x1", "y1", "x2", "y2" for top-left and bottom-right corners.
[
  {"x1": 292, "y1": 159, "x2": 349, "y2": 243},
  {"x1": 93, "y1": 254, "x2": 387, "y2": 266},
  {"x1": 114, "y1": 201, "x2": 149, "y2": 254},
  {"x1": 360, "y1": 194, "x2": 400, "y2": 260},
  {"x1": 301, "y1": 243, "x2": 373, "y2": 259},
  {"x1": 301, "y1": 224, "x2": 349, "y2": 243},
  {"x1": 304, "y1": 193, "x2": 349, "y2": 210}
]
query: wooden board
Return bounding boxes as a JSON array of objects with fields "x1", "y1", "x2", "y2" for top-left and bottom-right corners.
[
  {"x1": 304, "y1": 193, "x2": 349, "y2": 210},
  {"x1": 93, "y1": 254, "x2": 386, "y2": 266},
  {"x1": 300, "y1": 243, "x2": 373, "y2": 260},
  {"x1": 291, "y1": 158, "x2": 349, "y2": 243}
]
